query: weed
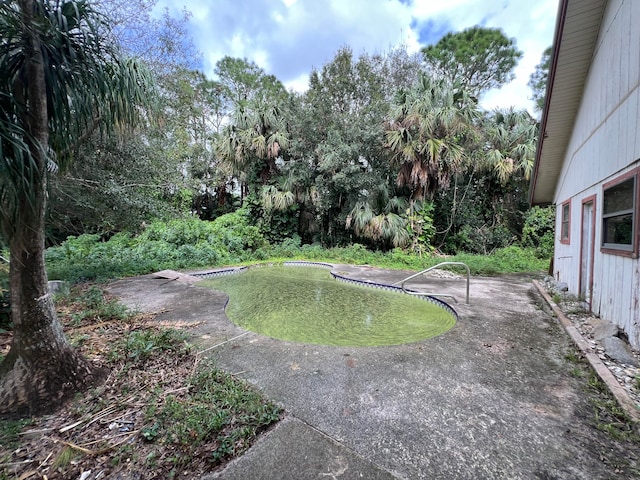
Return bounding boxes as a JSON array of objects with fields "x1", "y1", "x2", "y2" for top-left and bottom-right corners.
[
  {"x1": 52, "y1": 446, "x2": 79, "y2": 470},
  {"x1": 584, "y1": 371, "x2": 640, "y2": 442},
  {"x1": 587, "y1": 371, "x2": 608, "y2": 394},
  {"x1": 0, "y1": 418, "x2": 32, "y2": 450},
  {"x1": 79, "y1": 286, "x2": 104, "y2": 308},
  {"x1": 145, "y1": 450, "x2": 159, "y2": 468},
  {"x1": 552, "y1": 293, "x2": 562, "y2": 305},
  {"x1": 141, "y1": 422, "x2": 161, "y2": 442},
  {"x1": 114, "y1": 328, "x2": 189, "y2": 364},
  {"x1": 140, "y1": 358, "x2": 282, "y2": 468},
  {"x1": 564, "y1": 349, "x2": 584, "y2": 363},
  {"x1": 561, "y1": 345, "x2": 639, "y2": 442},
  {"x1": 569, "y1": 367, "x2": 585, "y2": 378},
  {"x1": 69, "y1": 333, "x2": 92, "y2": 348},
  {"x1": 110, "y1": 444, "x2": 135, "y2": 467},
  {"x1": 57, "y1": 285, "x2": 133, "y2": 331}
]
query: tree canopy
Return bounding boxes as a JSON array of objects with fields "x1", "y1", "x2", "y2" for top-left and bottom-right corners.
[
  {"x1": 422, "y1": 26, "x2": 523, "y2": 98},
  {"x1": 528, "y1": 46, "x2": 552, "y2": 114}
]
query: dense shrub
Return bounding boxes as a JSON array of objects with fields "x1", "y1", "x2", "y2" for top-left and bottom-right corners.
[
  {"x1": 46, "y1": 211, "x2": 268, "y2": 282},
  {"x1": 44, "y1": 209, "x2": 548, "y2": 284},
  {"x1": 521, "y1": 206, "x2": 555, "y2": 259}
]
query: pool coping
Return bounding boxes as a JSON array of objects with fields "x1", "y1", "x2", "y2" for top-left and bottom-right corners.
[{"x1": 189, "y1": 261, "x2": 458, "y2": 321}]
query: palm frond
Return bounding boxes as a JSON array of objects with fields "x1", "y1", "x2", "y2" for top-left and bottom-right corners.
[{"x1": 346, "y1": 201, "x2": 374, "y2": 232}]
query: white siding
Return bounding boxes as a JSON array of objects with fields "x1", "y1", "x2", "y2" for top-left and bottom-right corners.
[{"x1": 552, "y1": 0, "x2": 640, "y2": 347}]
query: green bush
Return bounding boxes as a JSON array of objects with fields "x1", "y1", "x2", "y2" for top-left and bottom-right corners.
[
  {"x1": 521, "y1": 206, "x2": 555, "y2": 258},
  {"x1": 46, "y1": 212, "x2": 268, "y2": 282},
  {"x1": 455, "y1": 224, "x2": 515, "y2": 255}
]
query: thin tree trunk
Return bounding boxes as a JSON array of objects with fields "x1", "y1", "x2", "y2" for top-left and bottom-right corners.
[{"x1": 0, "y1": 0, "x2": 97, "y2": 416}]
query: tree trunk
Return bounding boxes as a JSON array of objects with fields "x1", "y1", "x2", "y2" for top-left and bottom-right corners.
[
  {"x1": 0, "y1": 0, "x2": 97, "y2": 416},
  {"x1": 0, "y1": 222, "x2": 97, "y2": 415}
]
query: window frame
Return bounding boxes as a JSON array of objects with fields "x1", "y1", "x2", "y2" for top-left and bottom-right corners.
[
  {"x1": 601, "y1": 166, "x2": 640, "y2": 258},
  {"x1": 559, "y1": 199, "x2": 571, "y2": 245}
]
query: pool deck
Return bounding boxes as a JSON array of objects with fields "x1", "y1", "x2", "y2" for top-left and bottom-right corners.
[{"x1": 106, "y1": 264, "x2": 640, "y2": 479}]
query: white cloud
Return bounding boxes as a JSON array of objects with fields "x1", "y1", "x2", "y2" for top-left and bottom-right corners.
[
  {"x1": 155, "y1": 0, "x2": 560, "y2": 113},
  {"x1": 285, "y1": 73, "x2": 311, "y2": 93}
]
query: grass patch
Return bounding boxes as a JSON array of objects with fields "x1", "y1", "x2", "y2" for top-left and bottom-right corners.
[
  {"x1": 143, "y1": 362, "x2": 282, "y2": 469},
  {"x1": 564, "y1": 347, "x2": 640, "y2": 443},
  {"x1": 115, "y1": 328, "x2": 190, "y2": 364},
  {"x1": 56, "y1": 284, "x2": 134, "y2": 329},
  {"x1": 259, "y1": 244, "x2": 547, "y2": 275},
  {"x1": 0, "y1": 418, "x2": 32, "y2": 451},
  {"x1": 0, "y1": 286, "x2": 282, "y2": 479}
]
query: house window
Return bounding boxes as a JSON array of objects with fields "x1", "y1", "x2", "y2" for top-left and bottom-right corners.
[
  {"x1": 602, "y1": 169, "x2": 638, "y2": 255},
  {"x1": 560, "y1": 200, "x2": 570, "y2": 244}
]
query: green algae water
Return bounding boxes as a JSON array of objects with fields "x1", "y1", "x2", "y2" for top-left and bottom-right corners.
[{"x1": 200, "y1": 266, "x2": 455, "y2": 347}]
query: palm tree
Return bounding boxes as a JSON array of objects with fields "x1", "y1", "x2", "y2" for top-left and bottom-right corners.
[
  {"x1": 345, "y1": 184, "x2": 411, "y2": 249},
  {"x1": 481, "y1": 108, "x2": 537, "y2": 184},
  {"x1": 259, "y1": 159, "x2": 321, "y2": 240},
  {"x1": 0, "y1": 0, "x2": 153, "y2": 414},
  {"x1": 384, "y1": 74, "x2": 479, "y2": 200},
  {"x1": 214, "y1": 99, "x2": 289, "y2": 202}
]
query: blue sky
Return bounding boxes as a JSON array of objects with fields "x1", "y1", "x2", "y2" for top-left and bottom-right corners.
[{"x1": 155, "y1": 0, "x2": 560, "y2": 113}]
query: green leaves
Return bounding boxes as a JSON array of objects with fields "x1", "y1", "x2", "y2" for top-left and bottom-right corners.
[
  {"x1": 0, "y1": 0, "x2": 156, "y2": 241},
  {"x1": 480, "y1": 108, "x2": 537, "y2": 185},
  {"x1": 528, "y1": 46, "x2": 552, "y2": 114},
  {"x1": 45, "y1": 213, "x2": 268, "y2": 281},
  {"x1": 385, "y1": 74, "x2": 478, "y2": 200},
  {"x1": 422, "y1": 26, "x2": 523, "y2": 98},
  {"x1": 260, "y1": 185, "x2": 295, "y2": 211}
]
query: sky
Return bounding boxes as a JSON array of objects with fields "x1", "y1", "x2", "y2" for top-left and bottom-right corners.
[{"x1": 155, "y1": 0, "x2": 560, "y2": 114}]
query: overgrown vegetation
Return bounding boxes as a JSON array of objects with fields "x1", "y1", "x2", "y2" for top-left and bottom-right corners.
[
  {"x1": 43, "y1": 215, "x2": 549, "y2": 284},
  {"x1": 0, "y1": 286, "x2": 282, "y2": 479},
  {"x1": 46, "y1": 210, "x2": 267, "y2": 282},
  {"x1": 521, "y1": 205, "x2": 555, "y2": 259},
  {"x1": 1, "y1": 0, "x2": 558, "y2": 425}
]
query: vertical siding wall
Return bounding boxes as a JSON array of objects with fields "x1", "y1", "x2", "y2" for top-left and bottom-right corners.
[{"x1": 553, "y1": 0, "x2": 640, "y2": 347}]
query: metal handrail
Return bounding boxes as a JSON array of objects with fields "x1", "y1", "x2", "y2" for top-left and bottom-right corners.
[{"x1": 396, "y1": 262, "x2": 470, "y2": 304}]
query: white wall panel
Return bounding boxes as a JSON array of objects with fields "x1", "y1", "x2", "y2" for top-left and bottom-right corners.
[{"x1": 553, "y1": 1, "x2": 640, "y2": 347}]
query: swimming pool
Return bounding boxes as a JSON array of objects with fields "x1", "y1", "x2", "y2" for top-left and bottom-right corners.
[{"x1": 199, "y1": 264, "x2": 456, "y2": 347}]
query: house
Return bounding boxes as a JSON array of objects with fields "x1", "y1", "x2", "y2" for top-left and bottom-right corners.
[{"x1": 530, "y1": 0, "x2": 640, "y2": 348}]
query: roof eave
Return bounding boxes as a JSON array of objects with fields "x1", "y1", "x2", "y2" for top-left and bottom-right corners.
[{"x1": 529, "y1": 0, "x2": 607, "y2": 206}]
